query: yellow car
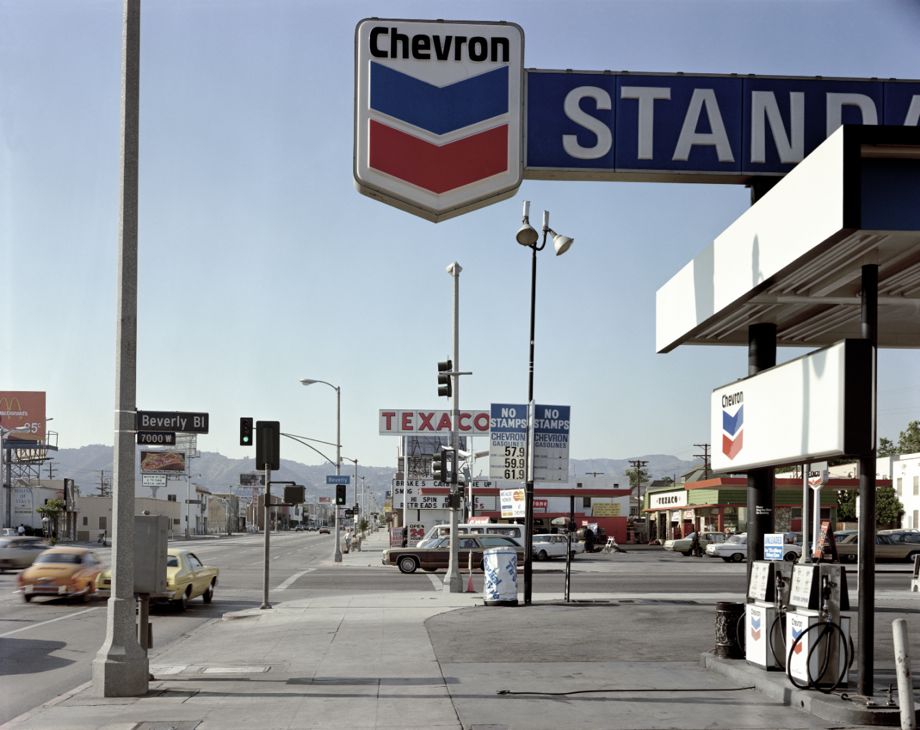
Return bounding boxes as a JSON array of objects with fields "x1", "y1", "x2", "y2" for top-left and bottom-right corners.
[
  {"x1": 18, "y1": 546, "x2": 104, "y2": 602},
  {"x1": 96, "y1": 548, "x2": 219, "y2": 610}
]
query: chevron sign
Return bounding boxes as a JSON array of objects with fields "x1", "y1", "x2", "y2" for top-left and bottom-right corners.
[
  {"x1": 355, "y1": 19, "x2": 524, "y2": 222},
  {"x1": 721, "y1": 394, "x2": 744, "y2": 460}
]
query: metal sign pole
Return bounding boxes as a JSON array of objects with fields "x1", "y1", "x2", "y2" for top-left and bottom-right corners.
[{"x1": 261, "y1": 464, "x2": 271, "y2": 609}]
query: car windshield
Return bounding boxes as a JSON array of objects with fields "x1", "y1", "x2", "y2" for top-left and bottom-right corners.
[
  {"x1": 725, "y1": 535, "x2": 744, "y2": 545},
  {"x1": 35, "y1": 552, "x2": 82, "y2": 564},
  {"x1": 167, "y1": 556, "x2": 179, "y2": 567}
]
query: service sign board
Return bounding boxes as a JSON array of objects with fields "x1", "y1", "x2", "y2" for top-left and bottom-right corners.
[
  {"x1": 532, "y1": 405, "x2": 571, "y2": 482},
  {"x1": 0, "y1": 391, "x2": 46, "y2": 442},
  {"x1": 500, "y1": 488, "x2": 525, "y2": 519},
  {"x1": 763, "y1": 533, "x2": 784, "y2": 561},
  {"x1": 142, "y1": 474, "x2": 167, "y2": 488},
  {"x1": 379, "y1": 409, "x2": 490, "y2": 435},
  {"x1": 355, "y1": 19, "x2": 524, "y2": 221},
  {"x1": 711, "y1": 340, "x2": 870, "y2": 473}
]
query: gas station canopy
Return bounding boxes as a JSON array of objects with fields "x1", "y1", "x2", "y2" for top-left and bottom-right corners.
[{"x1": 656, "y1": 125, "x2": 920, "y2": 353}]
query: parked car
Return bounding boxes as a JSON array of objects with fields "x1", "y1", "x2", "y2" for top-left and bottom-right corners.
[
  {"x1": 96, "y1": 548, "x2": 219, "y2": 610},
  {"x1": 0, "y1": 536, "x2": 47, "y2": 572},
  {"x1": 18, "y1": 546, "x2": 104, "y2": 602},
  {"x1": 836, "y1": 530, "x2": 920, "y2": 563},
  {"x1": 382, "y1": 535, "x2": 524, "y2": 574},
  {"x1": 664, "y1": 532, "x2": 726, "y2": 556},
  {"x1": 318, "y1": 527, "x2": 331, "y2": 534},
  {"x1": 531, "y1": 533, "x2": 584, "y2": 560}
]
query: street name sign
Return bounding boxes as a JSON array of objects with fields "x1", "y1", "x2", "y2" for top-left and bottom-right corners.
[
  {"x1": 326, "y1": 475, "x2": 350, "y2": 485},
  {"x1": 136, "y1": 410, "x2": 209, "y2": 434}
]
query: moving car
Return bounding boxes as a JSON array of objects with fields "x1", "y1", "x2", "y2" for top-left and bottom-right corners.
[
  {"x1": 382, "y1": 535, "x2": 524, "y2": 574},
  {"x1": 96, "y1": 548, "x2": 219, "y2": 610},
  {"x1": 0, "y1": 536, "x2": 47, "y2": 572},
  {"x1": 318, "y1": 527, "x2": 331, "y2": 534},
  {"x1": 532, "y1": 533, "x2": 584, "y2": 560},
  {"x1": 836, "y1": 530, "x2": 920, "y2": 563},
  {"x1": 704, "y1": 532, "x2": 802, "y2": 562},
  {"x1": 416, "y1": 522, "x2": 526, "y2": 548},
  {"x1": 18, "y1": 546, "x2": 104, "y2": 602},
  {"x1": 664, "y1": 532, "x2": 726, "y2": 556}
]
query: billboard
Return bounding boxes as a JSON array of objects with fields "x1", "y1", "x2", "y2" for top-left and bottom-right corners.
[
  {"x1": 140, "y1": 450, "x2": 186, "y2": 473},
  {"x1": 0, "y1": 391, "x2": 46, "y2": 442},
  {"x1": 379, "y1": 409, "x2": 490, "y2": 435}
]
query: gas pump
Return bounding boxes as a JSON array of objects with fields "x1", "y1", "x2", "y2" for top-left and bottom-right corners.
[
  {"x1": 745, "y1": 560, "x2": 792, "y2": 669},
  {"x1": 785, "y1": 563, "x2": 853, "y2": 692}
]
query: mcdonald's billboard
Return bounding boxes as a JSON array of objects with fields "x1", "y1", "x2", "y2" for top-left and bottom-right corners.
[{"x1": 0, "y1": 391, "x2": 46, "y2": 442}]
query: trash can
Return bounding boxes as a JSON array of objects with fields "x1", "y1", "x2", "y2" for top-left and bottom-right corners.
[
  {"x1": 714, "y1": 601, "x2": 745, "y2": 658},
  {"x1": 483, "y1": 547, "x2": 518, "y2": 606}
]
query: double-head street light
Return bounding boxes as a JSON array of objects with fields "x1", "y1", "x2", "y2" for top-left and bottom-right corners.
[
  {"x1": 516, "y1": 200, "x2": 574, "y2": 606},
  {"x1": 300, "y1": 378, "x2": 342, "y2": 563}
]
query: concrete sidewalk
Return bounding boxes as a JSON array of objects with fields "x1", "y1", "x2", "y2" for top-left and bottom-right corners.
[{"x1": 7, "y1": 530, "x2": 917, "y2": 729}]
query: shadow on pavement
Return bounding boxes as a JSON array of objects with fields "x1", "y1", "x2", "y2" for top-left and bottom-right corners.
[{"x1": 0, "y1": 638, "x2": 73, "y2": 675}]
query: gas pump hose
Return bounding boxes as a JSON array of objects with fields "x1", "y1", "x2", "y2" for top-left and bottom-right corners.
[{"x1": 786, "y1": 618, "x2": 854, "y2": 694}]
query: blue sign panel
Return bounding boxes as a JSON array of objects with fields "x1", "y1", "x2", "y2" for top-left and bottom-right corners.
[
  {"x1": 526, "y1": 71, "x2": 920, "y2": 180},
  {"x1": 326, "y1": 475, "x2": 350, "y2": 485},
  {"x1": 763, "y1": 533, "x2": 784, "y2": 561}
]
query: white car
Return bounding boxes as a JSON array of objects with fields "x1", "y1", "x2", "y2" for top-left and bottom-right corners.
[
  {"x1": 705, "y1": 533, "x2": 801, "y2": 562},
  {"x1": 532, "y1": 534, "x2": 584, "y2": 561}
]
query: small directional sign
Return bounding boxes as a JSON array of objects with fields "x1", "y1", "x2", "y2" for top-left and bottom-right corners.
[
  {"x1": 137, "y1": 431, "x2": 176, "y2": 446},
  {"x1": 136, "y1": 410, "x2": 209, "y2": 434}
]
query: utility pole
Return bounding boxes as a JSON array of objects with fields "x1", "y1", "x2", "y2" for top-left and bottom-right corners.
[
  {"x1": 628, "y1": 459, "x2": 649, "y2": 534},
  {"x1": 46, "y1": 460, "x2": 55, "y2": 480},
  {"x1": 693, "y1": 443, "x2": 711, "y2": 479}
]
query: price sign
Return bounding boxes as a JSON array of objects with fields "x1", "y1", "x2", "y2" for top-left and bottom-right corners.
[{"x1": 489, "y1": 403, "x2": 528, "y2": 480}]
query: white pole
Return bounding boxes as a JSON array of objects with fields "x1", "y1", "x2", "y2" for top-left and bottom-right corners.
[
  {"x1": 893, "y1": 618, "x2": 916, "y2": 730},
  {"x1": 802, "y1": 463, "x2": 810, "y2": 562},
  {"x1": 334, "y1": 386, "x2": 342, "y2": 562},
  {"x1": 444, "y1": 261, "x2": 462, "y2": 593}
]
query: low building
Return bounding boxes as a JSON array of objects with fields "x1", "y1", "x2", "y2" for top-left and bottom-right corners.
[
  {"x1": 879, "y1": 452, "x2": 920, "y2": 529},
  {"x1": 76, "y1": 495, "x2": 181, "y2": 542}
]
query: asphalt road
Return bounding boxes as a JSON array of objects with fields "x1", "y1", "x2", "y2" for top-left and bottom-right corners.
[{"x1": 0, "y1": 532, "x2": 911, "y2": 724}]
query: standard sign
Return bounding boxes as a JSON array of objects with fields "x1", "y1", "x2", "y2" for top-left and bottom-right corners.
[
  {"x1": 500, "y1": 488, "x2": 525, "y2": 519},
  {"x1": 764, "y1": 533, "x2": 784, "y2": 561},
  {"x1": 354, "y1": 19, "x2": 524, "y2": 222},
  {"x1": 326, "y1": 475, "x2": 350, "y2": 485},
  {"x1": 489, "y1": 403, "x2": 571, "y2": 482},
  {"x1": 142, "y1": 474, "x2": 167, "y2": 488},
  {"x1": 711, "y1": 339, "x2": 870, "y2": 473},
  {"x1": 136, "y1": 410, "x2": 209, "y2": 434}
]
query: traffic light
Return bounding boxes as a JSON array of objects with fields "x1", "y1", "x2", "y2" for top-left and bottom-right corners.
[
  {"x1": 335, "y1": 484, "x2": 347, "y2": 505},
  {"x1": 432, "y1": 447, "x2": 450, "y2": 484},
  {"x1": 239, "y1": 417, "x2": 253, "y2": 446},
  {"x1": 437, "y1": 359, "x2": 452, "y2": 398}
]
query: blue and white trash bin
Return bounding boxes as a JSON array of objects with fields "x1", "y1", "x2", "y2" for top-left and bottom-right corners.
[{"x1": 483, "y1": 546, "x2": 519, "y2": 606}]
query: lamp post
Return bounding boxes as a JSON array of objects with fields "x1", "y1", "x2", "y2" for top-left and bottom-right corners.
[
  {"x1": 515, "y1": 200, "x2": 575, "y2": 606},
  {"x1": 300, "y1": 378, "x2": 342, "y2": 562},
  {"x1": 341, "y1": 455, "x2": 359, "y2": 529}
]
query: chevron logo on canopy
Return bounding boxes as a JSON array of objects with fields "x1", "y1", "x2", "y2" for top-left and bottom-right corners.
[
  {"x1": 355, "y1": 19, "x2": 524, "y2": 222},
  {"x1": 722, "y1": 402, "x2": 744, "y2": 460}
]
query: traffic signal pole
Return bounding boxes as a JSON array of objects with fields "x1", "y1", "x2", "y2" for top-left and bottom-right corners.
[{"x1": 444, "y1": 262, "x2": 463, "y2": 593}]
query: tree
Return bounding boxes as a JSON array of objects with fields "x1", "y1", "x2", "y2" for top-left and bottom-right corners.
[
  {"x1": 36, "y1": 498, "x2": 66, "y2": 543},
  {"x1": 878, "y1": 437, "x2": 898, "y2": 457},
  {"x1": 876, "y1": 487, "x2": 904, "y2": 528},
  {"x1": 897, "y1": 420, "x2": 920, "y2": 454},
  {"x1": 837, "y1": 490, "x2": 857, "y2": 521},
  {"x1": 625, "y1": 466, "x2": 650, "y2": 489}
]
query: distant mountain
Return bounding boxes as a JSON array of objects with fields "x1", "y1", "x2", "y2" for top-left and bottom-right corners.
[{"x1": 41, "y1": 446, "x2": 699, "y2": 504}]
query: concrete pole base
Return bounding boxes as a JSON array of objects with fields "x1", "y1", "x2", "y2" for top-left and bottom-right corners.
[
  {"x1": 444, "y1": 573, "x2": 463, "y2": 593},
  {"x1": 92, "y1": 646, "x2": 149, "y2": 697}
]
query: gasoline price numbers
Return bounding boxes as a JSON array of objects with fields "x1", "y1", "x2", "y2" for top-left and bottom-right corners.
[{"x1": 503, "y1": 445, "x2": 526, "y2": 480}]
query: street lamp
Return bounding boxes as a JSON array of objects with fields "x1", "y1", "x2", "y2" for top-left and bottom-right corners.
[
  {"x1": 300, "y1": 378, "x2": 342, "y2": 562},
  {"x1": 341, "y1": 455, "x2": 359, "y2": 529},
  {"x1": 516, "y1": 200, "x2": 575, "y2": 606}
]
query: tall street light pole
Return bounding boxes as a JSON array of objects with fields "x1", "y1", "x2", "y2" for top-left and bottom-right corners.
[
  {"x1": 444, "y1": 262, "x2": 463, "y2": 593},
  {"x1": 93, "y1": 0, "x2": 147, "y2": 697},
  {"x1": 515, "y1": 201, "x2": 575, "y2": 606},
  {"x1": 301, "y1": 379, "x2": 342, "y2": 562}
]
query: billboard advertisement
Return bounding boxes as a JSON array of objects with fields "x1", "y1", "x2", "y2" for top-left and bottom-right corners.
[
  {"x1": 140, "y1": 450, "x2": 186, "y2": 473},
  {"x1": 0, "y1": 391, "x2": 46, "y2": 442}
]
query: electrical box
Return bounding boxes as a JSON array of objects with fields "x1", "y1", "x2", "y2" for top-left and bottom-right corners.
[{"x1": 134, "y1": 514, "x2": 168, "y2": 594}]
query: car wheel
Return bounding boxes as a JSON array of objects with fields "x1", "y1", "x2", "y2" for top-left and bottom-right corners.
[
  {"x1": 203, "y1": 580, "x2": 215, "y2": 604},
  {"x1": 783, "y1": 552, "x2": 797, "y2": 562},
  {"x1": 682, "y1": 551, "x2": 691, "y2": 557},
  {"x1": 537, "y1": 549, "x2": 548, "y2": 561},
  {"x1": 907, "y1": 551, "x2": 920, "y2": 563},
  {"x1": 397, "y1": 556, "x2": 419, "y2": 574},
  {"x1": 569, "y1": 551, "x2": 577, "y2": 560},
  {"x1": 721, "y1": 557, "x2": 731, "y2": 562},
  {"x1": 845, "y1": 553, "x2": 857, "y2": 563},
  {"x1": 174, "y1": 587, "x2": 190, "y2": 611},
  {"x1": 23, "y1": 593, "x2": 32, "y2": 603},
  {"x1": 730, "y1": 553, "x2": 744, "y2": 563}
]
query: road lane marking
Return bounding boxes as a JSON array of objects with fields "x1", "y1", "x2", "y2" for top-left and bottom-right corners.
[
  {"x1": 275, "y1": 568, "x2": 316, "y2": 591},
  {"x1": 427, "y1": 573, "x2": 442, "y2": 590},
  {"x1": 0, "y1": 606, "x2": 101, "y2": 639}
]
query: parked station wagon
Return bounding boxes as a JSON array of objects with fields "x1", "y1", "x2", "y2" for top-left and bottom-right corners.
[{"x1": 382, "y1": 535, "x2": 524, "y2": 574}]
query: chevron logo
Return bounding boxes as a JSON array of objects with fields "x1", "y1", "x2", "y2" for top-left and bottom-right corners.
[
  {"x1": 791, "y1": 626, "x2": 805, "y2": 654},
  {"x1": 750, "y1": 614, "x2": 761, "y2": 641},
  {"x1": 355, "y1": 19, "x2": 524, "y2": 222},
  {"x1": 722, "y1": 402, "x2": 744, "y2": 460}
]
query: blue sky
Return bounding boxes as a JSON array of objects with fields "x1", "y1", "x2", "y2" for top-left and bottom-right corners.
[{"x1": 2, "y1": 0, "x2": 919, "y2": 475}]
